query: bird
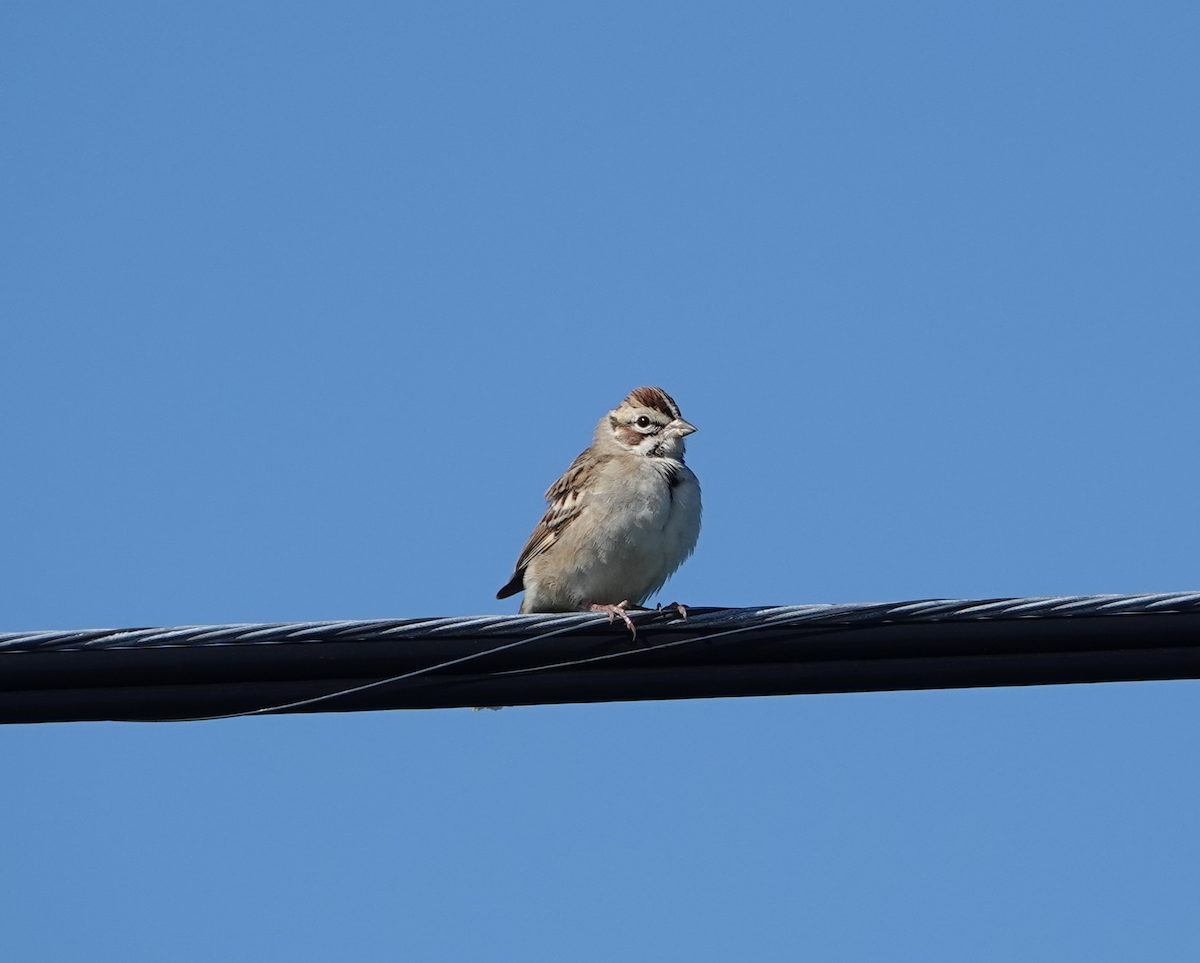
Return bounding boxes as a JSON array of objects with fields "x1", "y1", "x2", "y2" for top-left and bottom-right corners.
[{"x1": 497, "y1": 386, "x2": 702, "y2": 634}]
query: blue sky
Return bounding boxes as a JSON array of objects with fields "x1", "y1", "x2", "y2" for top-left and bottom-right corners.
[{"x1": 3, "y1": 1, "x2": 1199, "y2": 959}]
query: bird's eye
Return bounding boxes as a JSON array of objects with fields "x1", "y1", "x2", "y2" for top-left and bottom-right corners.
[{"x1": 635, "y1": 416, "x2": 652, "y2": 428}]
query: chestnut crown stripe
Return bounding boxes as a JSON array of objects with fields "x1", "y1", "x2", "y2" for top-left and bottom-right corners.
[{"x1": 625, "y1": 386, "x2": 681, "y2": 420}]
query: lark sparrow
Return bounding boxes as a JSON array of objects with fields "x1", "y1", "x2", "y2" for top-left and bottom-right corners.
[{"x1": 497, "y1": 387, "x2": 702, "y2": 632}]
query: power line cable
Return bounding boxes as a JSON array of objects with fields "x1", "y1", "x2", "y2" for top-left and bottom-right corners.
[{"x1": 3, "y1": 592, "x2": 1200, "y2": 723}]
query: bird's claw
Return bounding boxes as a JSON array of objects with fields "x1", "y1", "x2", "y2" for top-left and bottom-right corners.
[
  {"x1": 589, "y1": 600, "x2": 638, "y2": 640},
  {"x1": 656, "y1": 602, "x2": 688, "y2": 620}
]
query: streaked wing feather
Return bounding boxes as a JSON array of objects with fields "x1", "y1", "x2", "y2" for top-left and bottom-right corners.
[{"x1": 499, "y1": 451, "x2": 601, "y2": 595}]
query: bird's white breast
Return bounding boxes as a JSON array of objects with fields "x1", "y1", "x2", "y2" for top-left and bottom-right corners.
[{"x1": 524, "y1": 455, "x2": 701, "y2": 610}]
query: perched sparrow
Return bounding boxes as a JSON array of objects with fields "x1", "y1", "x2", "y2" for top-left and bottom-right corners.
[{"x1": 497, "y1": 387, "x2": 701, "y2": 632}]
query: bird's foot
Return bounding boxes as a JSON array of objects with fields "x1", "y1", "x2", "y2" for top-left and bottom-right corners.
[
  {"x1": 589, "y1": 600, "x2": 638, "y2": 639},
  {"x1": 656, "y1": 602, "x2": 688, "y2": 620}
]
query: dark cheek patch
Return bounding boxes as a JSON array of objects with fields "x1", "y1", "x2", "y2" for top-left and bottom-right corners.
[{"x1": 616, "y1": 425, "x2": 643, "y2": 447}]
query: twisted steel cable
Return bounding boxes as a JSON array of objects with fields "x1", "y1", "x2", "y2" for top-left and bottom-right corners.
[
  {"x1": 5, "y1": 592, "x2": 1200, "y2": 653},
  {"x1": 3, "y1": 592, "x2": 1200, "y2": 723}
]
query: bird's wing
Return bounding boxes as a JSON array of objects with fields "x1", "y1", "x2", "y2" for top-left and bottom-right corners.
[{"x1": 496, "y1": 451, "x2": 601, "y2": 599}]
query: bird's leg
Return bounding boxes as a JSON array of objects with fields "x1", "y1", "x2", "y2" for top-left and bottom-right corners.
[
  {"x1": 589, "y1": 600, "x2": 637, "y2": 639},
  {"x1": 656, "y1": 602, "x2": 688, "y2": 620}
]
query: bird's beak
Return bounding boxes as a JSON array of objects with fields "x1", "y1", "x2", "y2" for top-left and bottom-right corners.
[{"x1": 668, "y1": 418, "x2": 697, "y2": 436}]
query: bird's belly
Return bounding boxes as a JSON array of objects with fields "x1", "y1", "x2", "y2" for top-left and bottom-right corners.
[{"x1": 533, "y1": 466, "x2": 699, "y2": 608}]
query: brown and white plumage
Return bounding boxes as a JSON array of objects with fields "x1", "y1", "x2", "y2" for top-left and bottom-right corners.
[{"x1": 497, "y1": 387, "x2": 702, "y2": 620}]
